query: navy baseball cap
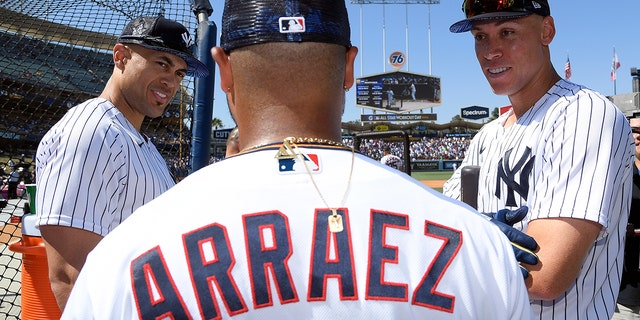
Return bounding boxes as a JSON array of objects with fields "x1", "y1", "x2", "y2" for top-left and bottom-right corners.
[
  {"x1": 220, "y1": 0, "x2": 352, "y2": 52},
  {"x1": 450, "y1": 0, "x2": 550, "y2": 33},
  {"x1": 117, "y1": 16, "x2": 209, "y2": 77}
]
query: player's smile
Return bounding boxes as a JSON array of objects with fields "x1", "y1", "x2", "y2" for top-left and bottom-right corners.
[
  {"x1": 151, "y1": 87, "x2": 170, "y2": 105},
  {"x1": 487, "y1": 66, "x2": 509, "y2": 75},
  {"x1": 483, "y1": 63, "x2": 512, "y2": 92}
]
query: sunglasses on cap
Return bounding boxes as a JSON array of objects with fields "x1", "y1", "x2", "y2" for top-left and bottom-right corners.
[
  {"x1": 462, "y1": 0, "x2": 528, "y2": 18},
  {"x1": 463, "y1": 0, "x2": 550, "y2": 19}
]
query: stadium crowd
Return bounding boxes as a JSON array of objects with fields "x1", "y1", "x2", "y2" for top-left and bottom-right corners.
[
  {"x1": 346, "y1": 135, "x2": 471, "y2": 162},
  {"x1": 209, "y1": 135, "x2": 471, "y2": 165},
  {"x1": 2, "y1": 135, "x2": 470, "y2": 187}
]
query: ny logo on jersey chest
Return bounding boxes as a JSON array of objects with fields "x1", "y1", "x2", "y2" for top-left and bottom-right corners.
[{"x1": 495, "y1": 147, "x2": 535, "y2": 206}]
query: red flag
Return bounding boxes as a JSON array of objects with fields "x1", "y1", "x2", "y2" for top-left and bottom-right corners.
[
  {"x1": 564, "y1": 57, "x2": 571, "y2": 80},
  {"x1": 611, "y1": 51, "x2": 621, "y2": 81}
]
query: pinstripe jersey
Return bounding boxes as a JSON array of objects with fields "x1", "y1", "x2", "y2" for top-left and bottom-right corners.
[
  {"x1": 443, "y1": 79, "x2": 635, "y2": 319},
  {"x1": 35, "y1": 98, "x2": 175, "y2": 236},
  {"x1": 62, "y1": 146, "x2": 533, "y2": 319}
]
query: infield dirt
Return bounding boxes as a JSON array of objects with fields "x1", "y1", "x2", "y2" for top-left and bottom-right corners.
[{"x1": 420, "y1": 180, "x2": 446, "y2": 188}]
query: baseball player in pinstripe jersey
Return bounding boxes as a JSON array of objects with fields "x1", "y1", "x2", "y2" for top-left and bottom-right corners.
[
  {"x1": 615, "y1": 117, "x2": 640, "y2": 319},
  {"x1": 61, "y1": 1, "x2": 534, "y2": 319},
  {"x1": 445, "y1": 1, "x2": 635, "y2": 319},
  {"x1": 35, "y1": 16, "x2": 208, "y2": 310}
]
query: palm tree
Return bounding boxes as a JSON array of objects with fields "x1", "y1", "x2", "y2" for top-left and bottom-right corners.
[{"x1": 211, "y1": 118, "x2": 223, "y2": 130}]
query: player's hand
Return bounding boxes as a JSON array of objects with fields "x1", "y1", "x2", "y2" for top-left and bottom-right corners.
[{"x1": 485, "y1": 207, "x2": 539, "y2": 279}]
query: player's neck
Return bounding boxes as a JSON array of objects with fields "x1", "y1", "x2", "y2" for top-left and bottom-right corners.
[
  {"x1": 507, "y1": 70, "x2": 561, "y2": 123},
  {"x1": 502, "y1": 112, "x2": 518, "y2": 128},
  {"x1": 240, "y1": 136, "x2": 347, "y2": 154},
  {"x1": 239, "y1": 125, "x2": 342, "y2": 152},
  {"x1": 100, "y1": 83, "x2": 144, "y2": 131},
  {"x1": 235, "y1": 104, "x2": 343, "y2": 152}
]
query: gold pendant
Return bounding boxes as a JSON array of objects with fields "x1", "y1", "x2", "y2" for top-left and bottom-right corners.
[
  {"x1": 328, "y1": 209, "x2": 343, "y2": 233},
  {"x1": 279, "y1": 136, "x2": 352, "y2": 234},
  {"x1": 275, "y1": 138, "x2": 296, "y2": 159}
]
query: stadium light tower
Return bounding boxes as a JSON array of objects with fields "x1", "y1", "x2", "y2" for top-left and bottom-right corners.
[{"x1": 351, "y1": 0, "x2": 440, "y2": 75}]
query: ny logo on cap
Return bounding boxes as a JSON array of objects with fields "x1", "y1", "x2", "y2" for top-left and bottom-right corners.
[
  {"x1": 182, "y1": 32, "x2": 194, "y2": 47},
  {"x1": 132, "y1": 24, "x2": 147, "y2": 36},
  {"x1": 279, "y1": 17, "x2": 306, "y2": 33}
]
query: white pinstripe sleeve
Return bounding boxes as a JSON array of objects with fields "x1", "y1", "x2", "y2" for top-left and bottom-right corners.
[
  {"x1": 36, "y1": 100, "x2": 128, "y2": 235},
  {"x1": 35, "y1": 99, "x2": 174, "y2": 236},
  {"x1": 530, "y1": 89, "x2": 632, "y2": 232}
]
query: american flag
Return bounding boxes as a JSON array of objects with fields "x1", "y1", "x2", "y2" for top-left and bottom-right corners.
[
  {"x1": 611, "y1": 50, "x2": 621, "y2": 81},
  {"x1": 564, "y1": 56, "x2": 571, "y2": 80}
]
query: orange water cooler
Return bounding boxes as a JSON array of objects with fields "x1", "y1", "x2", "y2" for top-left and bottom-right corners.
[{"x1": 9, "y1": 184, "x2": 62, "y2": 319}]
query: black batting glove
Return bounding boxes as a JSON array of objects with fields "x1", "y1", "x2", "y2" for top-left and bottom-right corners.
[{"x1": 484, "y1": 206, "x2": 539, "y2": 279}]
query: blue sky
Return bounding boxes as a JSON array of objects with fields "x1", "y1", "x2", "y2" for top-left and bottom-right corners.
[{"x1": 205, "y1": 1, "x2": 640, "y2": 128}]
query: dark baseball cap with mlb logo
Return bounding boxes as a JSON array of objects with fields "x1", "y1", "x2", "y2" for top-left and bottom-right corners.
[
  {"x1": 450, "y1": 0, "x2": 550, "y2": 33},
  {"x1": 117, "y1": 16, "x2": 209, "y2": 77},
  {"x1": 219, "y1": 0, "x2": 352, "y2": 52}
]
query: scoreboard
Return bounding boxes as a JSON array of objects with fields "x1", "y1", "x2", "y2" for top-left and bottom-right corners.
[
  {"x1": 355, "y1": 71, "x2": 441, "y2": 114},
  {"x1": 356, "y1": 80, "x2": 383, "y2": 109}
]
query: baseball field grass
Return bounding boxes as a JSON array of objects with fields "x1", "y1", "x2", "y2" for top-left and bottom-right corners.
[{"x1": 411, "y1": 171, "x2": 453, "y2": 193}]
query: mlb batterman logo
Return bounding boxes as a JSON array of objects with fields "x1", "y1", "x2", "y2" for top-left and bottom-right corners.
[
  {"x1": 279, "y1": 17, "x2": 306, "y2": 33},
  {"x1": 278, "y1": 152, "x2": 320, "y2": 173}
]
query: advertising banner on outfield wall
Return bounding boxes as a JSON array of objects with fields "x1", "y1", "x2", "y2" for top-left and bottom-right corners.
[{"x1": 410, "y1": 160, "x2": 463, "y2": 171}]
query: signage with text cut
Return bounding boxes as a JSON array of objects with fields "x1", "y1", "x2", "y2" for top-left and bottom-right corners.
[{"x1": 360, "y1": 114, "x2": 437, "y2": 122}]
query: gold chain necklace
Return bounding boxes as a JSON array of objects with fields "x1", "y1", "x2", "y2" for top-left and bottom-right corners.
[
  {"x1": 275, "y1": 137, "x2": 354, "y2": 233},
  {"x1": 241, "y1": 137, "x2": 348, "y2": 154},
  {"x1": 287, "y1": 137, "x2": 346, "y2": 147}
]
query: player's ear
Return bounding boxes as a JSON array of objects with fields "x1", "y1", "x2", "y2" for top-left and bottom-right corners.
[
  {"x1": 211, "y1": 47, "x2": 234, "y2": 93},
  {"x1": 113, "y1": 43, "x2": 130, "y2": 70},
  {"x1": 540, "y1": 16, "x2": 555, "y2": 46},
  {"x1": 343, "y1": 46, "x2": 359, "y2": 90}
]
